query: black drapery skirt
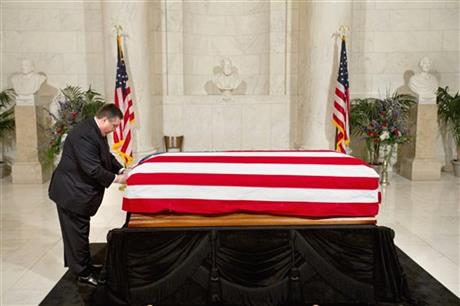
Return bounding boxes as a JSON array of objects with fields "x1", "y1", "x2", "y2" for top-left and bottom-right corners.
[{"x1": 93, "y1": 225, "x2": 410, "y2": 306}]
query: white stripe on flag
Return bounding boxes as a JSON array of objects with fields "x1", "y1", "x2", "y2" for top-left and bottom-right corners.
[
  {"x1": 333, "y1": 109, "x2": 346, "y2": 123},
  {"x1": 123, "y1": 93, "x2": 131, "y2": 107},
  {"x1": 124, "y1": 185, "x2": 379, "y2": 203},
  {"x1": 334, "y1": 95, "x2": 347, "y2": 108},
  {"x1": 336, "y1": 82, "x2": 345, "y2": 92},
  {"x1": 130, "y1": 163, "x2": 379, "y2": 178},
  {"x1": 116, "y1": 88, "x2": 124, "y2": 109},
  {"x1": 123, "y1": 121, "x2": 131, "y2": 139},
  {"x1": 126, "y1": 139, "x2": 132, "y2": 156}
]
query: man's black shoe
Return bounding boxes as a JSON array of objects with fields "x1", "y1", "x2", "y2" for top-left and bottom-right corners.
[
  {"x1": 78, "y1": 274, "x2": 98, "y2": 287},
  {"x1": 98, "y1": 278, "x2": 106, "y2": 285}
]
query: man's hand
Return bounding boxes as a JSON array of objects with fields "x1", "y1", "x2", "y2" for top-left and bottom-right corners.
[{"x1": 114, "y1": 173, "x2": 129, "y2": 184}]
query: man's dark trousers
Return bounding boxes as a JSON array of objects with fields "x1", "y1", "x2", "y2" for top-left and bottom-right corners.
[{"x1": 56, "y1": 206, "x2": 92, "y2": 276}]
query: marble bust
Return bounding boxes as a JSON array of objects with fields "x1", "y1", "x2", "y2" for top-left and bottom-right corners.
[
  {"x1": 212, "y1": 58, "x2": 241, "y2": 95},
  {"x1": 408, "y1": 57, "x2": 438, "y2": 104},
  {"x1": 11, "y1": 59, "x2": 46, "y2": 97}
]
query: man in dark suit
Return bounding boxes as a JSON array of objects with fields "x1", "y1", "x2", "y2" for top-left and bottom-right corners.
[{"x1": 49, "y1": 103, "x2": 129, "y2": 286}]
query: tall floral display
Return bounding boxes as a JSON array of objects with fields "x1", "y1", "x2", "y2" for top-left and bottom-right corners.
[
  {"x1": 47, "y1": 85, "x2": 105, "y2": 162},
  {"x1": 437, "y1": 86, "x2": 460, "y2": 176},
  {"x1": 350, "y1": 93, "x2": 415, "y2": 183}
]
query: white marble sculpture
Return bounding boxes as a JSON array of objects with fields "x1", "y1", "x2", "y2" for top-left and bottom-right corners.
[
  {"x1": 11, "y1": 59, "x2": 46, "y2": 97},
  {"x1": 212, "y1": 58, "x2": 241, "y2": 95},
  {"x1": 408, "y1": 57, "x2": 438, "y2": 104}
]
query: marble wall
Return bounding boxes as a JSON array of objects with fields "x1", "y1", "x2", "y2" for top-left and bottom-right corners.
[
  {"x1": 182, "y1": 1, "x2": 270, "y2": 95},
  {"x1": 1, "y1": 0, "x2": 459, "y2": 157},
  {"x1": 350, "y1": 1, "x2": 460, "y2": 168},
  {"x1": 350, "y1": 1, "x2": 460, "y2": 98},
  {"x1": 162, "y1": 0, "x2": 289, "y2": 151},
  {"x1": 163, "y1": 95, "x2": 289, "y2": 151},
  {"x1": 288, "y1": 0, "x2": 305, "y2": 148},
  {"x1": 1, "y1": 2, "x2": 105, "y2": 93}
]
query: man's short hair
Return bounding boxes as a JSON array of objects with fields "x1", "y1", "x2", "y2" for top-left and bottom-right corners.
[{"x1": 95, "y1": 104, "x2": 123, "y2": 120}]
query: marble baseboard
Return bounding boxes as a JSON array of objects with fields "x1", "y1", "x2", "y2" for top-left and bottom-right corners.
[
  {"x1": 12, "y1": 161, "x2": 51, "y2": 184},
  {"x1": 399, "y1": 157, "x2": 442, "y2": 181}
]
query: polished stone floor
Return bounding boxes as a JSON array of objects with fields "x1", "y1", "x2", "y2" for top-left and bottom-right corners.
[{"x1": 0, "y1": 173, "x2": 459, "y2": 305}]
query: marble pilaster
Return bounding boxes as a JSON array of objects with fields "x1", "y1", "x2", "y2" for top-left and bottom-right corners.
[
  {"x1": 101, "y1": 2, "x2": 162, "y2": 160},
  {"x1": 12, "y1": 94, "x2": 52, "y2": 183},
  {"x1": 399, "y1": 104, "x2": 442, "y2": 180},
  {"x1": 300, "y1": 2, "x2": 352, "y2": 149}
]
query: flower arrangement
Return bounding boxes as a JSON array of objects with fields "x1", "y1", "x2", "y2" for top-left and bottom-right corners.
[
  {"x1": 350, "y1": 93, "x2": 416, "y2": 164},
  {"x1": 0, "y1": 89, "x2": 15, "y2": 141},
  {"x1": 47, "y1": 85, "x2": 105, "y2": 160},
  {"x1": 437, "y1": 86, "x2": 460, "y2": 176},
  {"x1": 0, "y1": 89, "x2": 15, "y2": 164},
  {"x1": 437, "y1": 86, "x2": 460, "y2": 161}
]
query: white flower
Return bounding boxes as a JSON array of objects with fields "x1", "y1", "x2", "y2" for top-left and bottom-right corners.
[{"x1": 380, "y1": 131, "x2": 390, "y2": 141}]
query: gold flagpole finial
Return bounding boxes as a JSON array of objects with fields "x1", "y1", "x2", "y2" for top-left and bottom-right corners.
[
  {"x1": 338, "y1": 25, "x2": 349, "y2": 41},
  {"x1": 114, "y1": 25, "x2": 123, "y2": 37}
]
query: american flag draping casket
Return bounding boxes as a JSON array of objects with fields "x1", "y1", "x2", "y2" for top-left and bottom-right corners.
[{"x1": 123, "y1": 151, "x2": 381, "y2": 218}]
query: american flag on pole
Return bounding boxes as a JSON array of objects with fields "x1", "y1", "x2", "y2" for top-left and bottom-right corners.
[
  {"x1": 122, "y1": 151, "x2": 381, "y2": 218},
  {"x1": 113, "y1": 33, "x2": 135, "y2": 166},
  {"x1": 332, "y1": 38, "x2": 350, "y2": 154}
]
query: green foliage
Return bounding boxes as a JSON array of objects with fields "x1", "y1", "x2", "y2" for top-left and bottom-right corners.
[
  {"x1": 0, "y1": 89, "x2": 15, "y2": 140},
  {"x1": 350, "y1": 93, "x2": 416, "y2": 164},
  {"x1": 437, "y1": 86, "x2": 460, "y2": 160},
  {"x1": 47, "y1": 85, "x2": 105, "y2": 160}
]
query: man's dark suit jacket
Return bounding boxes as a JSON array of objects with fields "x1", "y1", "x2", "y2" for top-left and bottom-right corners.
[{"x1": 49, "y1": 118, "x2": 123, "y2": 216}]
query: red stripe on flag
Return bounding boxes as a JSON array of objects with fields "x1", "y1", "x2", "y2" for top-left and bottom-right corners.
[
  {"x1": 226, "y1": 150, "x2": 341, "y2": 153},
  {"x1": 335, "y1": 88, "x2": 347, "y2": 101},
  {"x1": 121, "y1": 130, "x2": 131, "y2": 152},
  {"x1": 337, "y1": 143, "x2": 346, "y2": 154},
  {"x1": 332, "y1": 115, "x2": 346, "y2": 131},
  {"x1": 122, "y1": 198, "x2": 379, "y2": 217},
  {"x1": 123, "y1": 115, "x2": 130, "y2": 131},
  {"x1": 333, "y1": 100, "x2": 346, "y2": 116},
  {"x1": 127, "y1": 173, "x2": 379, "y2": 190}
]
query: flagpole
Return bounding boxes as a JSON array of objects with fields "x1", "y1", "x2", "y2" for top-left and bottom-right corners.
[
  {"x1": 336, "y1": 25, "x2": 348, "y2": 151},
  {"x1": 338, "y1": 24, "x2": 349, "y2": 41},
  {"x1": 333, "y1": 24, "x2": 350, "y2": 154},
  {"x1": 114, "y1": 24, "x2": 128, "y2": 192},
  {"x1": 115, "y1": 25, "x2": 123, "y2": 37}
]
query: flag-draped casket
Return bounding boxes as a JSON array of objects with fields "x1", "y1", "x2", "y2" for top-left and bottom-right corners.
[{"x1": 123, "y1": 150, "x2": 381, "y2": 218}]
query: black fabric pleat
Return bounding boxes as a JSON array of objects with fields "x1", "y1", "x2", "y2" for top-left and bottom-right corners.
[
  {"x1": 96, "y1": 229, "x2": 130, "y2": 305},
  {"x1": 41, "y1": 242, "x2": 460, "y2": 306},
  {"x1": 127, "y1": 231, "x2": 210, "y2": 305},
  {"x1": 374, "y1": 226, "x2": 412, "y2": 303},
  {"x1": 294, "y1": 228, "x2": 374, "y2": 303},
  {"x1": 90, "y1": 225, "x2": 415, "y2": 306}
]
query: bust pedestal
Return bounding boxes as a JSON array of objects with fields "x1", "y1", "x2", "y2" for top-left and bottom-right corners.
[
  {"x1": 399, "y1": 103, "x2": 442, "y2": 180},
  {"x1": 12, "y1": 94, "x2": 53, "y2": 184}
]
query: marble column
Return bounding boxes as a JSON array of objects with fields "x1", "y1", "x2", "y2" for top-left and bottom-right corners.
[
  {"x1": 12, "y1": 94, "x2": 53, "y2": 183},
  {"x1": 101, "y1": 2, "x2": 162, "y2": 160},
  {"x1": 399, "y1": 104, "x2": 442, "y2": 180},
  {"x1": 300, "y1": 2, "x2": 352, "y2": 149}
]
